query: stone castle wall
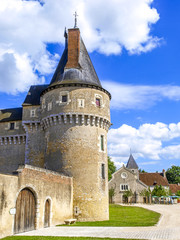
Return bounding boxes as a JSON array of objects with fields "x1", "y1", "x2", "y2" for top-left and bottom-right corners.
[
  {"x1": 0, "y1": 121, "x2": 25, "y2": 174},
  {"x1": 0, "y1": 165, "x2": 73, "y2": 238},
  {"x1": 40, "y1": 86, "x2": 111, "y2": 221}
]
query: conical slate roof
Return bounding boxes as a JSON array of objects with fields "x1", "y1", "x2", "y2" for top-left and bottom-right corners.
[
  {"x1": 50, "y1": 28, "x2": 101, "y2": 87},
  {"x1": 126, "y1": 154, "x2": 138, "y2": 169}
]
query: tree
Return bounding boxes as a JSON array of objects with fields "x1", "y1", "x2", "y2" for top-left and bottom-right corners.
[
  {"x1": 140, "y1": 188, "x2": 151, "y2": 198},
  {"x1": 123, "y1": 189, "x2": 133, "y2": 203},
  {"x1": 109, "y1": 187, "x2": 115, "y2": 203},
  {"x1": 140, "y1": 188, "x2": 152, "y2": 203},
  {"x1": 151, "y1": 185, "x2": 169, "y2": 197},
  {"x1": 166, "y1": 165, "x2": 180, "y2": 184},
  {"x1": 176, "y1": 190, "x2": 180, "y2": 196},
  {"x1": 108, "y1": 156, "x2": 116, "y2": 181},
  {"x1": 139, "y1": 169, "x2": 147, "y2": 173}
]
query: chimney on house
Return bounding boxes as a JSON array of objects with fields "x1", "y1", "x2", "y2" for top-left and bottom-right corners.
[
  {"x1": 162, "y1": 169, "x2": 166, "y2": 178},
  {"x1": 65, "y1": 28, "x2": 81, "y2": 69}
]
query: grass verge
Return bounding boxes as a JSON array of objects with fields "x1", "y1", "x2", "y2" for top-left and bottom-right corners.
[{"x1": 58, "y1": 204, "x2": 160, "y2": 227}]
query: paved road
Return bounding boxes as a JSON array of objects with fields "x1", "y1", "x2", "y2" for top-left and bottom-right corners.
[{"x1": 17, "y1": 204, "x2": 180, "y2": 240}]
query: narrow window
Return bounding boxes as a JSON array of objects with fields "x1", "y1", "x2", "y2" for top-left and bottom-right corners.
[
  {"x1": 48, "y1": 102, "x2": 52, "y2": 111},
  {"x1": 62, "y1": 95, "x2": 67, "y2": 103},
  {"x1": 42, "y1": 98, "x2": 46, "y2": 109},
  {"x1": 31, "y1": 110, "x2": 35, "y2": 117},
  {"x1": 96, "y1": 98, "x2": 100, "y2": 107},
  {"x1": 101, "y1": 163, "x2": 105, "y2": 179},
  {"x1": 10, "y1": 122, "x2": 14, "y2": 130},
  {"x1": 120, "y1": 184, "x2": 129, "y2": 191},
  {"x1": 101, "y1": 135, "x2": 104, "y2": 151},
  {"x1": 78, "y1": 99, "x2": 84, "y2": 108}
]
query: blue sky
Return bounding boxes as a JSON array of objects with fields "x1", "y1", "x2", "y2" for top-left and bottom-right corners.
[{"x1": 0, "y1": 0, "x2": 180, "y2": 172}]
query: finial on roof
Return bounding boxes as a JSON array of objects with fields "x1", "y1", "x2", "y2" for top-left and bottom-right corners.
[
  {"x1": 64, "y1": 27, "x2": 68, "y2": 47},
  {"x1": 74, "y1": 11, "x2": 78, "y2": 28},
  {"x1": 64, "y1": 27, "x2": 67, "y2": 38}
]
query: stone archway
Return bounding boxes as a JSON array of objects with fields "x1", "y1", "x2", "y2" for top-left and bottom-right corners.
[
  {"x1": 44, "y1": 199, "x2": 50, "y2": 228},
  {"x1": 14, "y1": 188, "x2": 36, "y2": 234}
]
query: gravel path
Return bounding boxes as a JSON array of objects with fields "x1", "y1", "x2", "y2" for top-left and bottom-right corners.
[{"x1": 17, "y1": 204, "x2": 180, "y2": 240}]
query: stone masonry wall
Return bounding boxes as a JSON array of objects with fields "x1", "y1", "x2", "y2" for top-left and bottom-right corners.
[
  {"x1": 109, "y1": 167, "x2": 147, "y2": 203},
  {"x1": 41, "y1": 86, "x2": 110, "y2": 221},
  {"x1": 0, "y1": 121, "x2": 25, "y2": 174},
  {"x1": 0, "y1": 165, "x2": 73, "y2": 238}
]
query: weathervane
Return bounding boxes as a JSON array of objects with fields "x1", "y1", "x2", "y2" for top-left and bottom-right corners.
[{"x1": 74, "y1": 11, "x2": 78, "y2": 28}]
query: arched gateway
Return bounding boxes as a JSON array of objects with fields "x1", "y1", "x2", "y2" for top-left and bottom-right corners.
[{"x1": 14, "y1": 188, "x2": 36, "y2": 234}]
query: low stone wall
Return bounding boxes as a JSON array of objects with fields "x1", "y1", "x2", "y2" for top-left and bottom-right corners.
[{"x1": 0, "y1": 165, "x2": 73, "y2": 238}]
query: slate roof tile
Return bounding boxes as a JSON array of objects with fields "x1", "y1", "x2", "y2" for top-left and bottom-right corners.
[
  {"x1": 23, "y1": 84, "x2": 48, "y2": 106},
  {"x1": 0, "y1": 108, "x2": 22, "y2": 122},
  {"x1": 126, "y1": 154, "x2": 139, "y2": 169}
]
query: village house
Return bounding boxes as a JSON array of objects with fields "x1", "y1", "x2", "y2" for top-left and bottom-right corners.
[{"x1": 109, "y1": 154, "x2": 170, "y2": 203}]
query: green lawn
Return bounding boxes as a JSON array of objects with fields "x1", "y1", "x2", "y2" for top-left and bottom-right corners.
[
  {"x1": 3, "y1": 237, "x2": 145, "y2": 240},
  {"x1": 58, "y1": 204, "x2": 160, "y2": 227}
]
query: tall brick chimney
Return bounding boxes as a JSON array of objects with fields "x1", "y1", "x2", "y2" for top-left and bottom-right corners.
[
  {"x1": 162, "y1": 169, "x2": 166, "y2": 178},
  {"x1": 65, "y1": 28, "x2": 81, "y2": 69}
]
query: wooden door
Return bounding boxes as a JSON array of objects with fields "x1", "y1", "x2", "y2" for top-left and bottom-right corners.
[
  {"x1": 14, "y1": 188, "x2": 36, "y2": 234},
  {"x1": 44, "y1": 199, "x2": 50, "y2": 228}
]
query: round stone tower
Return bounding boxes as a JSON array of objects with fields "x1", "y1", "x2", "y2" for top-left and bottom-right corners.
[{"x1": 40, "y1": 28, "x2": 111, "y2": 221}]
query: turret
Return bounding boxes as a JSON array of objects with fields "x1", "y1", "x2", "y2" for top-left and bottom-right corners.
[
  {"x1": 40, "y1": 27, "x2": 111, "y2": 221},
  {"x1": 126, "y1": 154, "x2": 139, "y2": 177}
]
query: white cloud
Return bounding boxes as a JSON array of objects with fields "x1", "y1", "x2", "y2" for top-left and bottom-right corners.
[
  {"x1": 0, "y1": 51, "x2": 45, "y2": 94},
  {"x1": 0, "y1": 0, "x2": 160, "y2": 94},
  {"x1": 102, "y1": 81, "x2": 180, "y2": 110},
  {"x1": 108, "y1": 122, "x2": 180, "y2": 168}
]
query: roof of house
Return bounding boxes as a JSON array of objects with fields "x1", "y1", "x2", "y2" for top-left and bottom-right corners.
[
  {"x1": 50, "y1": 28, "x2": 102, "y2": 88},
  {"x1": 169, "y1": 184, "x2": 180, "y2": 194},
  {"x1": 23, "y1": 84, "x2": 48, "y2": 106},
  {"x1": 0, "y1": 108, "x2": 22, "y2": 122},
  {"x1": 139, "y1": 172, "x2": 169, "y2": 186},
  {"x1": 126, "y1": 154, "x2": 139, "y2": 169}
]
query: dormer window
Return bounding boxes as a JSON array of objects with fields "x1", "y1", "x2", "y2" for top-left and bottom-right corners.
[
  {"x1": 10, "y1": 122, "x2": 14, "y2": 130},
  {"x1": 62, "y1": 95, "x2": 68, "y2": 103}
]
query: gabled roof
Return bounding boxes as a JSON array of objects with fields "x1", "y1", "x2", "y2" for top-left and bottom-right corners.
[
  {"x1": 126, "y1": 154, "x2": 138, "y2": 169},
  {"x1": 109, "y1": 165, "x2": 136, "y2": 183},
  {"x1": 139, "y1": 173, "x2": 169, "y2": 186},
  {"x1": 169, "y1": 184, "x2": 180, "y2": 194},
  {"x1": 0, "y1": 108, "x2": 22, "y2": 122},
  {"x1": 49, "y1": 28, "x2": 101, "y2": 88},
  {"x1": 23, "y1": 84, "x2": 48, "y2": 106}
]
